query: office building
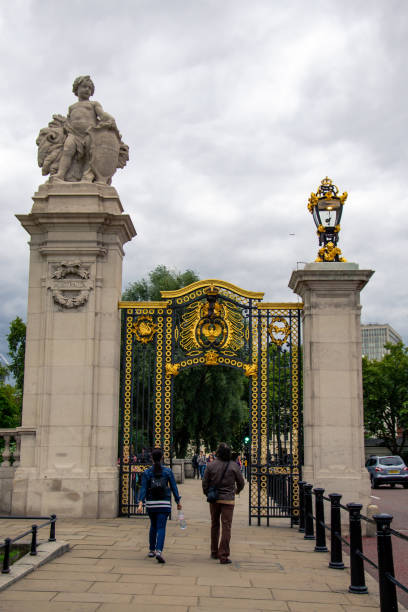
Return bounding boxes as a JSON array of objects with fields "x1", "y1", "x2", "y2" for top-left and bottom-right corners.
[{"x1": 361, "y1": 323, "x2": 402, "y2": 361}]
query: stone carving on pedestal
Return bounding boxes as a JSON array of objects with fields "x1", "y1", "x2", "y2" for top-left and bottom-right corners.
[
  {"x1": 48, "y1": 261, "x2": 93, "y2": 309},
  {"x1": 36, "y1": 75, "x2": 129, "y2": 184}
]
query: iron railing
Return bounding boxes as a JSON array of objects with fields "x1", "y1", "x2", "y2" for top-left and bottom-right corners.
[
  {"x1": 298, "y1": 481, "x2": 408, "y2": 612},
  {"x1": 0, "y1": 514, "x2": 57, "y2": 574}
]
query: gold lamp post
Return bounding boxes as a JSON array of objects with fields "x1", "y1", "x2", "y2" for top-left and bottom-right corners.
[{"x1": 307, "y1": 177, "x2": 348, "y2": 262}]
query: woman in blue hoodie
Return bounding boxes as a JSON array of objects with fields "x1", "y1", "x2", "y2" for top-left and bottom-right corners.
[{"x1": 137, "y1": 448, "x2": 182, "y2": 563}]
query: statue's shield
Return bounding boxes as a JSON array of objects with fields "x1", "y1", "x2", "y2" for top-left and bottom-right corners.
[{"x1": 88, "y1": 125, "x2": 121, "y2": 183}]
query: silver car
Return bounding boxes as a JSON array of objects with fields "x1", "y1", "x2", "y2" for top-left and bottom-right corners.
[{"x1": 365, "y1": 455, "x2": 408, "y2": 489}]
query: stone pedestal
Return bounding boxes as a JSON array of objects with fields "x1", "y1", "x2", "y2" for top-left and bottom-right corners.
[
  {"x1": 12, "y1": 182, "x2": 136, "y2": 518},
  {"x1": 184, "y1": 461, "x2": 194, "y2": 479},
  {"x1": 172, "y1": 459, "x2": 185, "y2": 484},
  {"x1": 289, "y1": 263, "x2": 374, "y2": 511}
]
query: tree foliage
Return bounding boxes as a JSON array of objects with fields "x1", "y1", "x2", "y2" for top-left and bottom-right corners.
[
  {"x1": 362, "y1": 342, "x2": 408, "y2": 455},
  {"x1": 0, "y1": 317, "x2": 26, "y2": 429},
  {"x1": 0, "y1": 384, "x2": 21, "y2": 428},
  {"x1": 7, "y1": 317, "x2": 26, "y2": 391},
  {"x1": 173, "y1": 366, "x2": 247, "y2": 457},
  {"x1": 122, "y1": 265, "x2": 249, "y2": 457},
  {"x1": 123, "y1": 265, "x2": 199, "y2": 301},
  {"x1": 0, "y1": 363, "x2": 8, "y2": 384}
]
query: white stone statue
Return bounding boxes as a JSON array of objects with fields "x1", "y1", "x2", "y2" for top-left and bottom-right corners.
[{"x1": 36, "y1": 75, "x2": 129, "y2": 184}]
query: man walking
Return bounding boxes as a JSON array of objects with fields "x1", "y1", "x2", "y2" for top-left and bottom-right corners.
[{"x1": 202, "y1": 443, "x2": 245, "y2": 564}]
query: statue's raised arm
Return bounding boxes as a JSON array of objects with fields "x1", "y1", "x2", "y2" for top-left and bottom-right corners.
[{"x1": 36, "y1": 75, "x2": 129, "y2": 184}]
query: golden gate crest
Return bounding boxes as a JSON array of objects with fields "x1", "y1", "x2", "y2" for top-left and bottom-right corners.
[{"x1": 179, "y1": 287, "x2": 244, "y2": 356}]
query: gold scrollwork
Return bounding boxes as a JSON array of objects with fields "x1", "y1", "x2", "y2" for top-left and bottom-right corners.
[
  {"x1": 243, "y1": 363, "x2": 257, "y2": 378},
  {"x1": 118, "y1": 300, "x2": 170, "y2": 309},
  {"x1": 268, "y1": 317, "x2": 290, "y2": 346},
  {"x1": 205, "y1": 350, "x2": 219, "y2": 365},
  {"x1": 132, "y1": 315, "x2": 157, "y2": 343},
  {"x1": 315, "y1": 241, "x2": 346, "y2": 263},
  {"x1": 307, "y1": 191, "x2": 318, "y2": 212},
  {"x1": 160, "y1": 279, "x2": 264, "y2": 300},
  {"x1": 165, "y1": 363, "x2": 180, "y2": 376}
]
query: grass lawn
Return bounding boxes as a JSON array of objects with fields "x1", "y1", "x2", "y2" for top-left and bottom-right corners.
[{"x1": 0, "y1": 544, "x2": 30, "y2": 567}]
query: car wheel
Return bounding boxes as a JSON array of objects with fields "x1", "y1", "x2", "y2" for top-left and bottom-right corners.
[
  {"x1": 390, "y1": 483, "x2": 395, "y2": 488},
  {"x1": 404, "y1": 484, "x2": 408, "y2": 489},
  {"x1": 371, "y1": 477, "x2": 379, "y2": 489}
]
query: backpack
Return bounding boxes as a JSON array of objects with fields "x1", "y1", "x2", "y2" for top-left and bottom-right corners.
[{"x1": 150, "y1": 471, "x2": 168, "y2": 500}]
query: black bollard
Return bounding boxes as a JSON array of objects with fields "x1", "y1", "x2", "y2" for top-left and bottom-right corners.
[
  {"x1": 1, "y1": 538, "x2": 11, "y2": 574},
  {"x1": 303, "y1": 483, "x2": 315, "y2": 540},
  {"x1": 298, "y1": 481, "x2": 306, "y2": 533},
  {"x1": 49, "y1": 514, "x2": 56, "y2": 542},
  {"x1": 313, "y1": 488, "x2": 328, "y2": 552},
  {"x1": 347, "y1": 503, "x2": 368, "y2": 594},
  {"x1": 374, "y1": 514, "x2": 398, "y2": 612},
  {"x1": 30, "y1": 524, "x2": 38, "y2": 556},
  {"x1": 328, "y1": 493, "x2": 344, "y2": 569}
]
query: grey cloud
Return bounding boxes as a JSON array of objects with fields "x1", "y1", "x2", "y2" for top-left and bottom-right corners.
[{"x1": 0, "y1": 0, "x2": 407, "y2": 350}]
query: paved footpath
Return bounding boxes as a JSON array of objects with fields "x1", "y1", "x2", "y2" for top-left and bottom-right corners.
[{"x1": 0, "y1": 478, "x2": 399, "y2": 611}]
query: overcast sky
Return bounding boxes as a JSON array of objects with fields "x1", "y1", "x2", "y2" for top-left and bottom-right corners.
[{"x1": 0, "y1": 0, "x2": 407, "y2": 362}]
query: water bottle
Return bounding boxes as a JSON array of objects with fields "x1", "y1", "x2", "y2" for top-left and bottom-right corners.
[{"x1": 178, "y1": 511, "x2": 187, "y2": 530}]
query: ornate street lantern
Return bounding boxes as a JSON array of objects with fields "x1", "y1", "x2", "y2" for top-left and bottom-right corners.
[{"x1": 307, "y1": 177, "x2": 348, "y2": 262}]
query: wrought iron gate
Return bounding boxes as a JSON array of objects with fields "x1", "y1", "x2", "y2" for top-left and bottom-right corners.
[{"x1": 118, "y1": 280, "x2": 302, "y2": 524}]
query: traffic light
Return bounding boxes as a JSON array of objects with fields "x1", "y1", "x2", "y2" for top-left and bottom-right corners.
[{"x1": 244, "y1": 436, "x2": 250, "y2": 444}]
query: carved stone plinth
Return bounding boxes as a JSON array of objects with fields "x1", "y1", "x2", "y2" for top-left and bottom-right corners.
[
  {"x1": 12, "y1": 182, "x2": 136, "y2": 517},
  {"x1": 289, "y1": 263, "x2": 374, "y2": 514}
]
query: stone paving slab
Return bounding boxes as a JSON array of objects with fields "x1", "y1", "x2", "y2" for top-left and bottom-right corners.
[{"x1": 1, "y1": 478, "x2": 406, "y2": 611}]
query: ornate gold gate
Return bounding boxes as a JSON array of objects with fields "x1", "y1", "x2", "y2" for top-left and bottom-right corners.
[{"x1": 119, "y1": 280, "x2": 302, "y2": 524}]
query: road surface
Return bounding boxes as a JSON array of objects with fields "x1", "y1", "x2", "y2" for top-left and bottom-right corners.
[{"x1": 363, "y1": 485, "x2": 408, "y2": 609}]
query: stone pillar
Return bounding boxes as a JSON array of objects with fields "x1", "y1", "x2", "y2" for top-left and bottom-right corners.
[
  {"x1": 289, "y1": 263, "x2": 374, "y2": 510},
  {"x1": 172, "y1": 459, "x2": 185, "y2": 484},
  {"x1": 12, "y1": 182, "x2": 136, "y2": 518}
]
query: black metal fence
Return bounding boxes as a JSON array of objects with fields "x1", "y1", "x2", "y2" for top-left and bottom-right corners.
[
  {"x1": 298, "y1": 481, "x2": 408, "y2": 612},
  {"x1": 0, "y1": 514, "x2": 57, "y2": 574}
]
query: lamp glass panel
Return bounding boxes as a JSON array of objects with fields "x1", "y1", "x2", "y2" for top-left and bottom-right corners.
[{"x1": 318, "y1": 199, "x2": 340, "y2": 228}]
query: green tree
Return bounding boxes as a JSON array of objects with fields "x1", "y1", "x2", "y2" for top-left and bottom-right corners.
[
  {"x1": 0, "y1": 362, "x2": 8, "y2": 384},
  {"x1": 0, "y1": 384, "x2": 21, "y2": 428},
  {"x1": 0, "y1": 318, "x2": 26, "y2": 429},
  {"x1": 122, "y1": 265, "x2": 249, "y2": 457},
  {"x1": 173, "y1": 366, "x2": 247, "y2": 457},
  {"x1": 7, "y1": 317, "x2": 26, "y2": 391},
  {"x1": 362, "y1": 342, "x2": 408, "y2": 456},
  {"x1": 123, "y1": 265, "x2": 199, "y2": 301}
]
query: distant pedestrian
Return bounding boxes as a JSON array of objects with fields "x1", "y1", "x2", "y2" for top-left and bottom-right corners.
[
  {"x1": 192, "y1": 453, "x2": 199, "y2": 479},
  {"x1": 131, "y1": 455, "x2": 141, "y2": 505},
  {"x1": 198, "y1": 451, "x2": 207, "y2": 479},
  {"x1": 137, "y1": 448, "x2": 182, "y2": 563},
  {"x1": 235, "y1": 454, "x2": 242, "y2": 471},
  {"x1": 202, "y1": 442, "x2": 245, "y2": 564},
  {"x1": 137, "y1": 447, "x2": 151, "y2": 464}
]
